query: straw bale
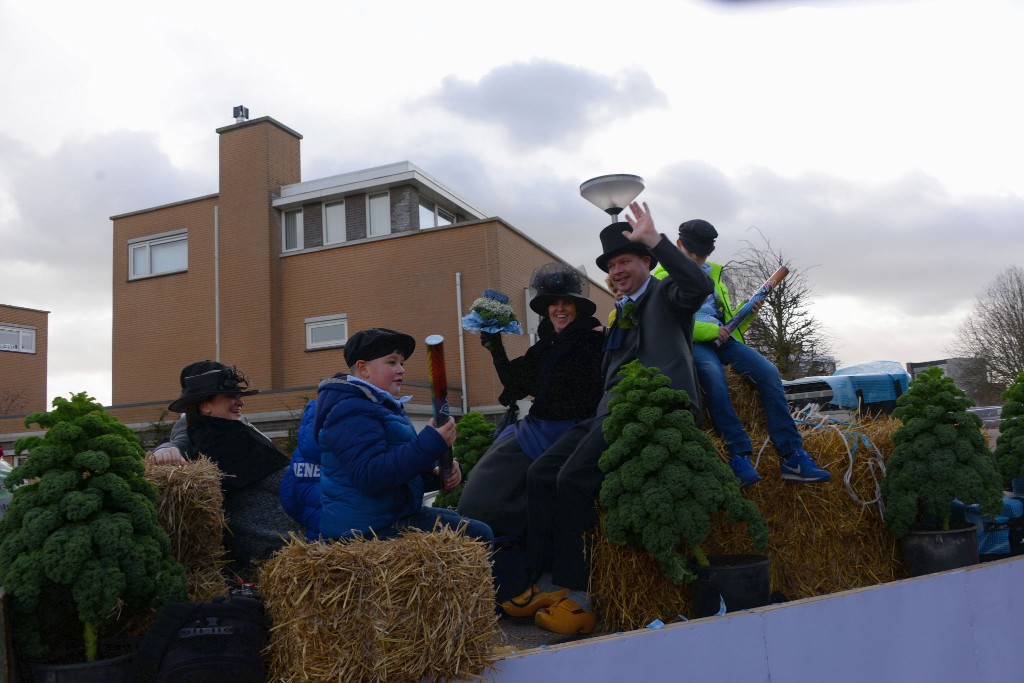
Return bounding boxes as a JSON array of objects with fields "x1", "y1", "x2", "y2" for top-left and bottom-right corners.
[
  {"x1": 591, "y1": 411, "x2": 904, "y2": 630},
  {"x1": 258, "y1": 528, "x2": 499, "y2": 683},
  {"x1": 703, "y1": 415, "x2": 903, "y2": 598},
  {"x1": 145, "y1": 457, "x2": 230, "y2": 600},
  {"x1": 590, "y1": 518, "x2": 693, "y2": 632}
]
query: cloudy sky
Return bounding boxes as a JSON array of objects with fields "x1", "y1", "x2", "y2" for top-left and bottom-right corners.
[{"x1": 2, "y1": 0, "x2": 1022, "y2": 406}]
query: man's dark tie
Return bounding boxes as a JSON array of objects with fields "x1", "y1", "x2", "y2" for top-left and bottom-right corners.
[{"x1": 605, "y1": 300, "x2": 627, "y2": 351}]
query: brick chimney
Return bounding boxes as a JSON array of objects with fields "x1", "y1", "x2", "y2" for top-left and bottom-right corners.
[{"x1": 215, "y1": 116, "x2": 302, "y2": 389}]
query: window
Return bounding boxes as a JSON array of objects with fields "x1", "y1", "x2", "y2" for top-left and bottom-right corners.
[
  {"x1": 323, "y1": 201, "x2": 346, "y2": 245},
  {"x1": 367, "y1": 192, "x2": 391, "y2": 237},
  {"x1": 419, "y1": 200, "x2": 455, "y2": 229},
  {"x1": 283, "y1": 209, "x2": 304, "y2": 251},
  {"x1": 128, "y1": 231, "x2": 187, "y2": 279},
  {"x1": 306, "y1": 313, "x2": 348, "y2": 350},
  {"x1": 0, "y1": 324, "x2": 35, "y2": 353}
]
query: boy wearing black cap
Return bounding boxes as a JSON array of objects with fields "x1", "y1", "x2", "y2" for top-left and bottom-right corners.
[
  {"x1": 653, "y1": 219, "x2": 831, "y2": 488},
  {"x1": 313, "y1": 328, "x2": 493, "y2": 543}
]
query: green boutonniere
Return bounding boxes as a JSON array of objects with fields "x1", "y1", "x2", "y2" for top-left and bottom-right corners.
[{"x1": 616, "y1": 300, "x2": 638, "y2": 329}]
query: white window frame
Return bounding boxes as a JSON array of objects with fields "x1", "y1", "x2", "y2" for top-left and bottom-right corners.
[
  {"x1": 418, "y1": 200, "x2": 455, "y2": 229},
  {"x1": 282, "y1": 209, "x2": 304, "y2": 252},
  {"x1": 437, "y1": 206, "x2": 455, "y2": 226},
  {"x1": 127, "y1": 230, "x2": 188, "y2": 280},
  {"x1": 305, "y1": 313, "x2": 348, "y2": 350},
  {"x1": 323, "y1": 200, "x2": 346, "y2": 245},
  {"x1": 0, "y1": 324, "x2": 35, "y2": 354},
  {"x1": 418, "y1": 201, "x2": 435, "y2": 229},
  {"x1": 367, "y1": 192, "x2": 391, "y2": 237}
]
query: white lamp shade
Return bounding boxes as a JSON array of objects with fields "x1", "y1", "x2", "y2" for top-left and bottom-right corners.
[{"x1": 579, "y1": 174, "x2": 645, "y2": 216}]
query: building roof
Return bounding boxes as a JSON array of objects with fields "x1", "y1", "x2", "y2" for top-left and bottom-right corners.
[
  {"x1": 272, "y1": 161, "x2": 488, "y2": 218},
  {"x1": 215, "y1": 115, "x2": 303, "y2": 140},
  {"x1": 109, "y1": 193, "x2": 220, "y2": 221},
  {"x1": 0, "y1": 303, "x2": 50, "y2": 315}
]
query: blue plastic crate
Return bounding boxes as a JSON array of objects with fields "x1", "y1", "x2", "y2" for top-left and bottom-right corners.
[{"x1": 953, "y1": 496, "x2": 1024, "y2": 557}]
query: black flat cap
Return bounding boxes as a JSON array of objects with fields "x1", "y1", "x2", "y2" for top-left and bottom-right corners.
[{"x1": 344, "y1": 328, "x2": 416, "y2": 367}]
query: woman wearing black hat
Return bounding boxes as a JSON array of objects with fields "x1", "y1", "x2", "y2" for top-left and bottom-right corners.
[
  {"x1": 458, "y1": 264, "x2": 604, "y2": 596},
  {"x1": 154, "y1": 361, "x2": 302, "y2": 578}
]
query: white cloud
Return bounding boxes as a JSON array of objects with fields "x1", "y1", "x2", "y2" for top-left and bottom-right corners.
[
  {"x1": 0, "y1": 131, "x2": 209, "y2": 406},
  {"x1": 432, "y1": 60, "x2": 667, "y2": 148}
]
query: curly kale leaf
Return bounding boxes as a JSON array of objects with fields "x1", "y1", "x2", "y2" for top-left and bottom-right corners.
[
  {"x1": 42, "y1": 524, "x2": 93, "y2": 584},
  {"x1": 72, "y1": 449, "x2": 109, "y2": 474},
  {"x1": 3, "y1": 551, "x2": 46, "y2": 611},
  {"x1": 60, "y1": 489, "x2": 105, "y2": 522},
  {"x1": 74, "y1": 558, "x2": 125, "y2": 627}
]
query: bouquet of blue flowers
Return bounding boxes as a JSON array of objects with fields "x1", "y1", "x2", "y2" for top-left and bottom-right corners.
[{"x1": 461, "y1": 289, "x2": 523, "y2": 335}]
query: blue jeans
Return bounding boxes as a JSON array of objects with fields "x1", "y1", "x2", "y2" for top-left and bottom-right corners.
[
  {"x1": 386, "y1": 506, "x2": 494, "y2": 545},
  {"x1": 692, "y1": 339, "x2": 802, "y2": 458}
]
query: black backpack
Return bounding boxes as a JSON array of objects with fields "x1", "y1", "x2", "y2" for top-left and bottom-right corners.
[{"x1": 134, "y1": 595, "x2": 269, "y2": 683}]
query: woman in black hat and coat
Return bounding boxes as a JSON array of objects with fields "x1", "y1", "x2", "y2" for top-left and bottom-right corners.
[
  {"x1": 458, "y1": 263, "x2": 604, "y2": 548},
  {"x1": 153, "y1": 361, "x2": 303, "y2": 578}
]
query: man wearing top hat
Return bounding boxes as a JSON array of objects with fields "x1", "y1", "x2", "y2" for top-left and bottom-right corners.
[{"x1": 517, "y1": 201, "x2": 713, "y2": 635}]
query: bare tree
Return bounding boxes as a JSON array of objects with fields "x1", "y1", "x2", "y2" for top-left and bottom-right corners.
[
  {"x1": 0, "y1": 389, "x2": 28, "y2": 416},
  {"x1": 721, "y1": 231, "x2": 835, "y2": 380},
  {"x1": 950, "y1": 265, "x2": 1024, "y2": 392}
]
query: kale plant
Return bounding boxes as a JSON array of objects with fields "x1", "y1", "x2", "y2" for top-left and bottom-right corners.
[
  {"x1": 433, "y1": 411, "x2": 495, "y2": 509},
  {"x1": 995, "y1": 372, "x2": 1024, "y2": 487},
  {"x1": 881, "y1": 366, "x2": 1002, "y2": 537},
  {"x1": 598, "y1": 361, "x2": 768, "y2": 584},
  {"x1": 0, "y1": 393, "x2": 187, "y2": 661}
]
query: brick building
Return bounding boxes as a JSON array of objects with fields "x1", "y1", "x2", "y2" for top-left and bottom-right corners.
[
  {"x1": 0, "y1": 304, "x2": 48, "y2": 464},
  {"x1": 109, "y1": 114, "x2": 614, "y2": 436},
  {"x1": 906, "y1": 357, "x2": 1004, "y2": 407},
  {"x1": 0, "y1": 305, "x2": 48, "y2": 414}
]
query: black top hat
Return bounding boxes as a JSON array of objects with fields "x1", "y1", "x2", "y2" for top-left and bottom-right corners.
[
  {"x1": 344, "y1": 328, "x2": 416, "y2": 367},
  {"x1": 168, "y1": 361, "x2": 259, "y2": 413},
  {"x1": 529, "y1": 263, "x2": 597, "y2": 318},
  {"x1": 595, "y1": 222, "x2": 658, "y2": 273}
]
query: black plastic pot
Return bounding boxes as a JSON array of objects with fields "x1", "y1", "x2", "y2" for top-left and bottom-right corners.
[
  {"x1": 900, "y1": 523, "x2": 979, "y2": 577},
  {"x1": 691, "y1": 554, "x2": 771, "y2": 617},
  {"x1": 21, "y1": 638, "x2": 138, "y2": 683},
  {"x1": 23, "y1": 651, "x2": 134, "y2": 683}
]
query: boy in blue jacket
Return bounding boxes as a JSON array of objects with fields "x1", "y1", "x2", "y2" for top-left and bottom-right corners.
[
  {"x1": 280, "y1": 399, "x2": 322, "y2": 540},
  {"x1": 314, "y1": 328, "x2": 492, "y2": 543}
]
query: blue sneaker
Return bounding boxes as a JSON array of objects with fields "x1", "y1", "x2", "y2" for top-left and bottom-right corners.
[
  {"x1": 780, "y1": 449, "x2": 831, "y2": 483},
  {"x1": 729, "y1": 455, "x2": 762, "y2": 488}
]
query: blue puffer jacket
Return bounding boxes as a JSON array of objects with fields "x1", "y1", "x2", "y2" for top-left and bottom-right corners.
[
  {"x1": 279, "y1": 400, "x2": 321, "y2": 540},
  {"x1": 315, "y1": 377, "x2": 446, "y2": 539}
]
